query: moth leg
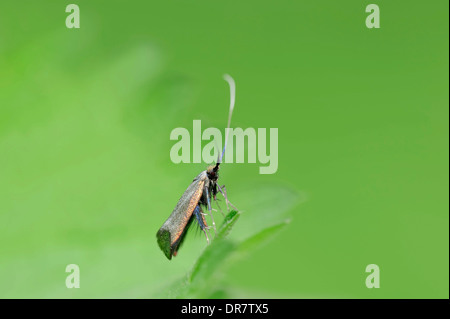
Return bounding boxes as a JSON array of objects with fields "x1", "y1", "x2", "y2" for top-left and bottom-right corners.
[
  {"x1": 213, "y1": 184, "x2": 218, "y2": 201},
  {"x1": 215, "y1": 199, "x2": 225, "y2": 217},
  {"x1": 204, "y1": 186, "x2": 216, "y2": 234},
  {"x1": 216, "y1": 185, "x2": 229, "y2": 211},
  {"x1": 222, "y1": 185, "x2": 239, "y2": 211},
  {"x1": 194, "y1": 205, "x2": 210, "y2": 244},
  {"x1": 211, "y1": 183, "x2": 225, "y2": 217},
  {"x1": 217, "y1": 184, "x2": 238, "y2": 211}
]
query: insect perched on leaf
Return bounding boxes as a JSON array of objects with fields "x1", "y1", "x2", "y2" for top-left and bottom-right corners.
[{"x1": 156, "y1": 74, "x2": 238, "y2": 260}]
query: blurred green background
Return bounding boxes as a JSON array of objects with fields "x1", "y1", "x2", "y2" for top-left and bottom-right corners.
[{"x1": 0, "y1": 1, "x2": 448, "y2": 298}]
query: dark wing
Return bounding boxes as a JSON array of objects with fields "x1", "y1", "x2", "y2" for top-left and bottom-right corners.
[{"x1": 156, "y1": 171, "x2": 207, "y2": 259}]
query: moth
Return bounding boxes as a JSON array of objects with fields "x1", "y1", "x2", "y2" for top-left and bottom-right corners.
[{"x1": 156, "y1": 74, "x2": 237, "y2": 260}]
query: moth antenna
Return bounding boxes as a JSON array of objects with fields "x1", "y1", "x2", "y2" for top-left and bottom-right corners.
[{"x1": 216, "y1": 74, "x2": 236, "y2": 167}]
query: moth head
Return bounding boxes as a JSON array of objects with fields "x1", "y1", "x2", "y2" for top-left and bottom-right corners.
[{"x1": 206, "y1": 164, "x2": 219, "y2": 181}]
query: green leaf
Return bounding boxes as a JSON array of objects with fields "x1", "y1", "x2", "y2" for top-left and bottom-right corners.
[
  {"x1": 237, "y1": 219, "x2": 291, "y2": 255},
  {"x1": 158, "y1": 183, "x2": 305, "y2": 298},
  {"x1": 189, "y1": 210, "x2": 240, "y2": 283},
  {"x1": 216, "y1": 210, "x2": 240, "y2": 239}
]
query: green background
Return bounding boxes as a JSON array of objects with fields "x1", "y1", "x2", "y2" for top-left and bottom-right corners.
[{"x1": 0, "y1": 1, "x2": 448, "y2": 298}]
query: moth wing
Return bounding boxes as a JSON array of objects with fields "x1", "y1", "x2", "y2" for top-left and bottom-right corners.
[{"x1": 156, "y1": 171, "x2": 207, "y2": 259}]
